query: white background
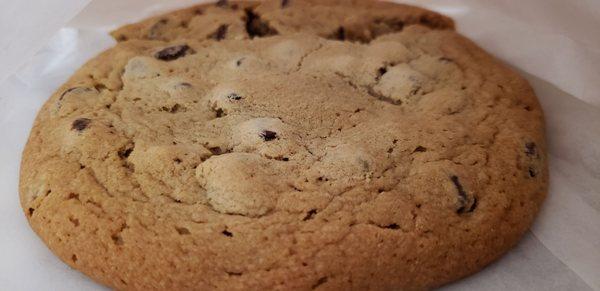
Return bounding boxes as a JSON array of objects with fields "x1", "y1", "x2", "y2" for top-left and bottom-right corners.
[{"x1": 0, "y1": 0, "x2": 599, "y2": 290}]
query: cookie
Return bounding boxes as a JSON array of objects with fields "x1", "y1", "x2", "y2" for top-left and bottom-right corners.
[{"x1": 20, "y1": 0, "x2": 547, "y2": 290}]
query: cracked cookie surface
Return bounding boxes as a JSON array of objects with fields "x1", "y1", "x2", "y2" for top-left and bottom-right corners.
[{"x1": 20, "y1": 0, "x2": 547, "y2": 290}]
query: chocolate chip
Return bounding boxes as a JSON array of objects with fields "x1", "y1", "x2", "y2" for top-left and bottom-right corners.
[
  {"x1": 330, "y1": 27, "x2": 346, "y2": 41},
  {"x1": 209, "y1": 24, "x2": 228, "y2": 40},
  {"x1": 413, "y1": 146, "x2": 427, "y2": 152},
  {"x1": 281, "y1": 0, "x2": 290, "y2": 8},
  {"x1": 376, "y1": 66, "x2": 387, "y2": 81},
  {"x1": 155, "y1": 45, "x2": 190, "y2": 61},
  {"x1": 439, "y1": 57, "x2": 454, "y2": 63},
  {"x1": 525, "y1": 142, "x2": 537, "y2": 157},
  {"x1": 214, "y1": 108, "x2": 225, "y2": 118},
  {"x1": 226, "y1": 271, "x2": 242, "y2": 276},
  {"x1": 222, "y1": 230, "x2": 233, "y2": 237},
  {"x1": 72, "y1": 118, "x2": 91, "y2": 131},
  {"x1": 236, "y1": 58, "x2": 244, "y2": 66},
  {"x1": 161, "y1": 103, "x2": 183, "y2": 113},
  {"x1": 450, "y1": 175, "x2": 476, "y2": 214},
  {"x1": 94, "y1": 83, "x2": 106, "y2": 91},
  {"x1": 28, "y1": 207, "x2": 35, "y2": 216},
  {"x1": 209, "y1": 147, "x2": 223, "y2": 155},
  {"x1": 303, "y1": 209, "x2": 317, "y2": 221},
  {"x1": 528, "y1": 167, "x2": 537, "y2": 177},
  {"x1": 118, "y1": 147, "x2": 133, "y2": 159},
  {"x1": 175, "y1": 227, "x2": 190, "y2": 235},
  {"x1": 244, "y1": 9, "x2": 278, "y2": 38},
  {"x1": 467, "y1": 197, "x2": 478, "y2": 212},
  {"x1": 451, "y1": 176, "x2": 467, "y2": 199},
  {"x1": 312, "y1": 277, "x2": 328, "y2": 289},
  {"x1": 216, "y1": 0, "x2": 228, "y2": 7},
  {"x1": 227, "y1": 93, "x2": 242, "y2": 100},
  {"x1": 384, "y1": 223, "x2": 400, "y2": 229},
  {"x1": 260, "y1": 130, "x2": 277, "y2": 141}
]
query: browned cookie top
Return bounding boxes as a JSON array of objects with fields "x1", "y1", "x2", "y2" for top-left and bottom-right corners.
[
  {"x1": 111, "y1": 0, "x2": 453, "y2": 43},
  {"x1": 21, "y1": 1, "x2": 546, "y2": 290}
]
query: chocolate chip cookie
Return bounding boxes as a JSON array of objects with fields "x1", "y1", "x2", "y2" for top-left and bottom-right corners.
[{"x1": 20, "y1": 0, "x2": 547, "y2": 290}]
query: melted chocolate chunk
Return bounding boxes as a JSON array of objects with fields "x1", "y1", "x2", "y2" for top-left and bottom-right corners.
[
  {"x1": 260, "y1": 130, "x2": 278, "y2": 141},
  {"x1": 155, "y1": 45, "x2": 190, "y2": 61},
  {"x1": 71, "y1": 118, "x2": 91, "y2": 131}
]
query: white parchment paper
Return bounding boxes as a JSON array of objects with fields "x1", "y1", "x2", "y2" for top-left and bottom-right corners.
[{"x1": 1, "y1": 1, "x2": 598, "y2": 290}]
